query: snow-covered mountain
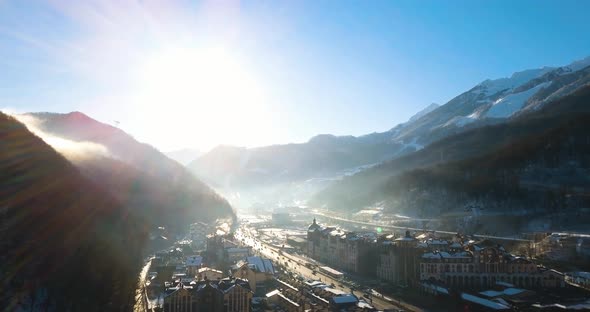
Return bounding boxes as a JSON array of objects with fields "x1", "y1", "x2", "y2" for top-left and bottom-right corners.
[
  {"x1": 378, "y1": 56, "x2": 590, "y2": 148},
  {"x1": 408, "y1": 103, "x2": 440, "y2": 123},
  {"x1": 187, "y1": 56, "x2": 590, "y2": 206}
]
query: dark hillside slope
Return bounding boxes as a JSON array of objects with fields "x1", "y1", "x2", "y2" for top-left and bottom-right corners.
[
  {"x1": 313, "y1": 85, "x2": 590, "y2": 213},
  {"x1": 382, "y1": 114, "x2": 590, "y2": 218},
  {"x1": 0, "y1": 112, "x2": 145, "y2": 311},
  {"x1": 27, "y1": 112, "x2": 234, "y2": 231}
]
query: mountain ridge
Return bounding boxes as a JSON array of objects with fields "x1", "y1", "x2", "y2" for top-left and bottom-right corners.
[
  {"x1": 187, "y1": 56, "x2": 590, "y2": 207},
  {"x1": 22, "y1": 111, "x2": 234, "y2": 231}
]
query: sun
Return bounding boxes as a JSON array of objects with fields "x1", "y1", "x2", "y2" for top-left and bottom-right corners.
[{"x1": 133, "y1": 46, "x2": 270, "y2": 150}]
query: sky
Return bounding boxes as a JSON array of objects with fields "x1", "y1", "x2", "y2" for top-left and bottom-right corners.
[{"x1": 1, "y1": 0, "x2": 590, "y2": 152}]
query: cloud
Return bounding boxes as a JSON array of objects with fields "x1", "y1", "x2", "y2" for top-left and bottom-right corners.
[{"x1": 3, "y1": 110, "x2": 112, "y2": 160}]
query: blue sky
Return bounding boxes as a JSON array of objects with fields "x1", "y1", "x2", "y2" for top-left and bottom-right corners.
[{"x1": 1, "y1": 0, "x2": 590, "y2": 151}]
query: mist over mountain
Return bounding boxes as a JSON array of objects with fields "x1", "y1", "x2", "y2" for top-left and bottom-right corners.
[
  {"x1": 165, "y1": 148, "x2": 202, "y2": 165},
  {"x1": 187, "y1": 56, "x2": 590, "y2": 210},
  {"x1": 22, "y1": 112, "x2": 234, "y2": 231},
  {"x1": 0, "y1": 112, "x2": 145, "y2": 310}
]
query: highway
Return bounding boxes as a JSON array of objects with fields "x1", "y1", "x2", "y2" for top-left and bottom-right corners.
[{"x1": 235, "y1": 226, "x2": 422, "y2": 311}]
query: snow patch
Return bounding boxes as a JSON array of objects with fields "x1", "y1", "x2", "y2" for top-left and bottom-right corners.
[
  {"x1": 485, "y1": 82, "x2": 551, "y2": 118},
  {"x1": 443, "y1": 115, "x2": 477, "y2": 128},
  {"x1": 400, "y1": 137, "x2": 423, "y2": 151},
  {"x1": 475, "y1": 67, "x2": 554, "y2": 96}
]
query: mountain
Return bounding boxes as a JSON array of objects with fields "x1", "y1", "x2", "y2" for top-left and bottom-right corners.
[
  {"x1": 381, "y1": 56, "x2": 590, "y2": 148},
  {"x1": 23, "y1": 112, "x2": 234, "y2": 232},
  {"x1": 188, "y1": 57, "x2": 590, "y2": 207},
  {"x1": 407, "y1": 103, "x2": 440, "y2": 123},
  {"x1": 0, "y1": 112, "x2": 145, "y2": 310},
  {"x1": 187, "y1": 102, "x2": 443, "y2": 191},
  {"x1": 188, "y1": 137, "x2": 408, "y2": 189},
  {"x1": 166, "y1": 148, "x2": 201, "y2": 165},
  {"x1": 312, "y1": 85, "x2": 590, "y2": 234}
]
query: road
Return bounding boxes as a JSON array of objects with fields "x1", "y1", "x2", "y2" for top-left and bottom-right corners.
[{"x1": 235, "y1": 227, "x2": 421, "y2": 311}]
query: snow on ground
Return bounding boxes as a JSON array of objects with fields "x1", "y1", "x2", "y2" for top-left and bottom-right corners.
[
  {"x1": 399, "y1": 137, "x2": 423, "y2": 151},
  {"x1": 443, "y1": 114, "x2": 477, "y2": 127},
  {"x1": 485, "y1": 82, "x2": 550, "y2": 118},
  {"x1": 475, "y1": 67, "x2": 554, "y2": 96}
]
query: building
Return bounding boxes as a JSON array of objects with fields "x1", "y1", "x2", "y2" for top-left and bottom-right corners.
[
  {"x1": 162, "y1": 278, "x2": 252, "y2": 312},
  {"x1": 206, "y1": 234, "x2": 251, "y2": 264},
  {"x1": 567, "y1": 271, "x2": 590, "y2": 288},
  {"x1": 196, "y1": 267, "x2": 223, "y2": 281},
  {"x1": 226, "y1": 247, "x2": 251, "y2": 263},
  {"x1": 376, "y1": 231, "x2": 423, "y2": 286},
  {"x1": 265, "y1": 289, "x2": 302, "y2": 312},
  {"x1": 286, "y1": 236, "x2": 307, "y2": 253},
  {"x1": 231, "y1": 256, "x2": 275, "y2": 294},
  {"x1": 190, "y1": 222, "x2": 211, "y2": 248},
  {"x1": 419, "y1": 239, "x2": 566, "y2": 289},
  {"x1": 185, "y1": 256, "x2": 203, "y2": 275},
  {"x1": 307, "y1": 219, "x2": 377, "y2": 275}
]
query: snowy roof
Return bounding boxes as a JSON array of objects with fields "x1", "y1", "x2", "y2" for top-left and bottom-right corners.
[
  {"x1": 246, "y1": 256, "x2": 275, "y2": 274},
  {"x1": 357, "y1": 300, "x2": 374, "y2": 309},
  {"x1": 329, "y1": 229, "x2": 346, "y2": 237},
  {"x1": 461, "y1": 293, "x2": 511, "y2": 310},
  {"x1": 278, "y1": 293, "x2": 300, "y2": 307},
  {"x1": 277, "y1": 279, "x2": 298, "y2": 292},
  {"x1": 320, "y1": 266, "x2": 343, "y2": 276},
  {"x1": 422, "y1": 251, "x2": 472, "y2": 259},
  {"x1": 265, "y1": 289, "x2": 280, "y2": 298},
  {"x1": 422, "y1": 283, "x2": 450, "y2": 295},
  {"x1": 197, "y1": 267, "x2": 222, "y2": 274},
  {"x1": 503, "y1": 288, "x2": 526, "y2": 296},
  {"x1": 332, "y1": 294, "x2": 358, "y2": 304},
  {"x1": 480, "y1": 290, "x2": 503, "y2": 298},
  {"x1": 305, "y1": 280, "x2": 325, "y2": 287},
  {"x1": 569, "y1": 272, "x2": 590, "y2": 279}
]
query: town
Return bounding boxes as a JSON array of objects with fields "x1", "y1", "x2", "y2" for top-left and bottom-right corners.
[{"x1": 137, "y1": 210, "x2": 590, "y2": 312}]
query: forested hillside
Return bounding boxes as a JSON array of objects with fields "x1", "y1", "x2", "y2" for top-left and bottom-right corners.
[{"x1": 0, "y1": 112, "x2": 145, "y2": 311}]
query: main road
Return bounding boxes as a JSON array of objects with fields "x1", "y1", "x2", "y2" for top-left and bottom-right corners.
[{"x1": 235, "y1": 227, "x2": 423, "y2": 311}]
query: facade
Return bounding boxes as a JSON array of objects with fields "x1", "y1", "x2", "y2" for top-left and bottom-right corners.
[
  {"x1": 265, "y1": 289, "x2": 302, "y2": 312},
  {"x1": 226, "y1": 247, "x2": 251, "y2": 263},
  {"x1": 190, "y1": 222, "x2": 211, "y2": 248},
  {"x1": 206, "y1": 234, "x2": 251, "y2": 264},
  {"x1": 162, "y1": 278, "x2": 252, "y2": 312},
  {"x1": 419, "y1": 239, "x2": 566, "y2": 289},
  {"x1": 286, "y1": 236, "x2": 307, "y2": 253},
  {"x1": 231, "y1": 256, "x2": 275, "y2": 294},
  {"x1": 307, "y1": 219, "x2": 376, "y2": 275},
  {"x1": 376, "y1": 231, "x2": 423, "y2": 286},
  {"x1": 196, "y1": 267, "x2": 223, "y2": 281},
  {"x1": 186, "y1": 256, "x2": 203, "y2": 275}
]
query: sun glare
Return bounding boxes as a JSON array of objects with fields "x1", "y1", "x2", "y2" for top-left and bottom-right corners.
[{"x1": 134, "y1": 47, "x2": 270, "y2": 149}]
